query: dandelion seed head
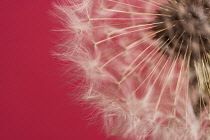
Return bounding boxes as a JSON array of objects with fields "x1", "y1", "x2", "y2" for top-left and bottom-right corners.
[{"x1": 53, "y1": 0, "x2": 210, "y2": 139}]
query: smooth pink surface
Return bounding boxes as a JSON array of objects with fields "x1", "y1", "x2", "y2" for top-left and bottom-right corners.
[{"x1": 0, "y1": 1, "x2": 116, "y2": 140}]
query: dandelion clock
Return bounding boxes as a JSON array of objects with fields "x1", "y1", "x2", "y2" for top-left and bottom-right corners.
[{"x1": 53, "y1": 0, "x2": 210, "y2": 139}]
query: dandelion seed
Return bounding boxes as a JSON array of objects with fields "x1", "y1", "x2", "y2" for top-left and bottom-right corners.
[{"x1": 53, "y1": 0, "x2": 210, "y2": 139}]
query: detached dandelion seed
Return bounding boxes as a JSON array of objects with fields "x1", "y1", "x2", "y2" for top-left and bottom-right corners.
[{"x1": 53, "y1": 0, "x2": 210, "y2": 139}]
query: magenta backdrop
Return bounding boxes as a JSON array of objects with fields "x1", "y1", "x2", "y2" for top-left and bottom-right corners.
[{"x1": 0, "y1": 1, "x2": 117, "y2": 140}]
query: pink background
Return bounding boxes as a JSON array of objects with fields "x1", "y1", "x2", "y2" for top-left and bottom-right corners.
[{"x1": 0, "y1": 1, "x2": 116, "y2": 140}]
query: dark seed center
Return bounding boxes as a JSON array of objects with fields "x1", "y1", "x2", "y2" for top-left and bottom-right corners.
[{"x1": 152, "y1": 0, "x2": 210, "y2": 62}]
